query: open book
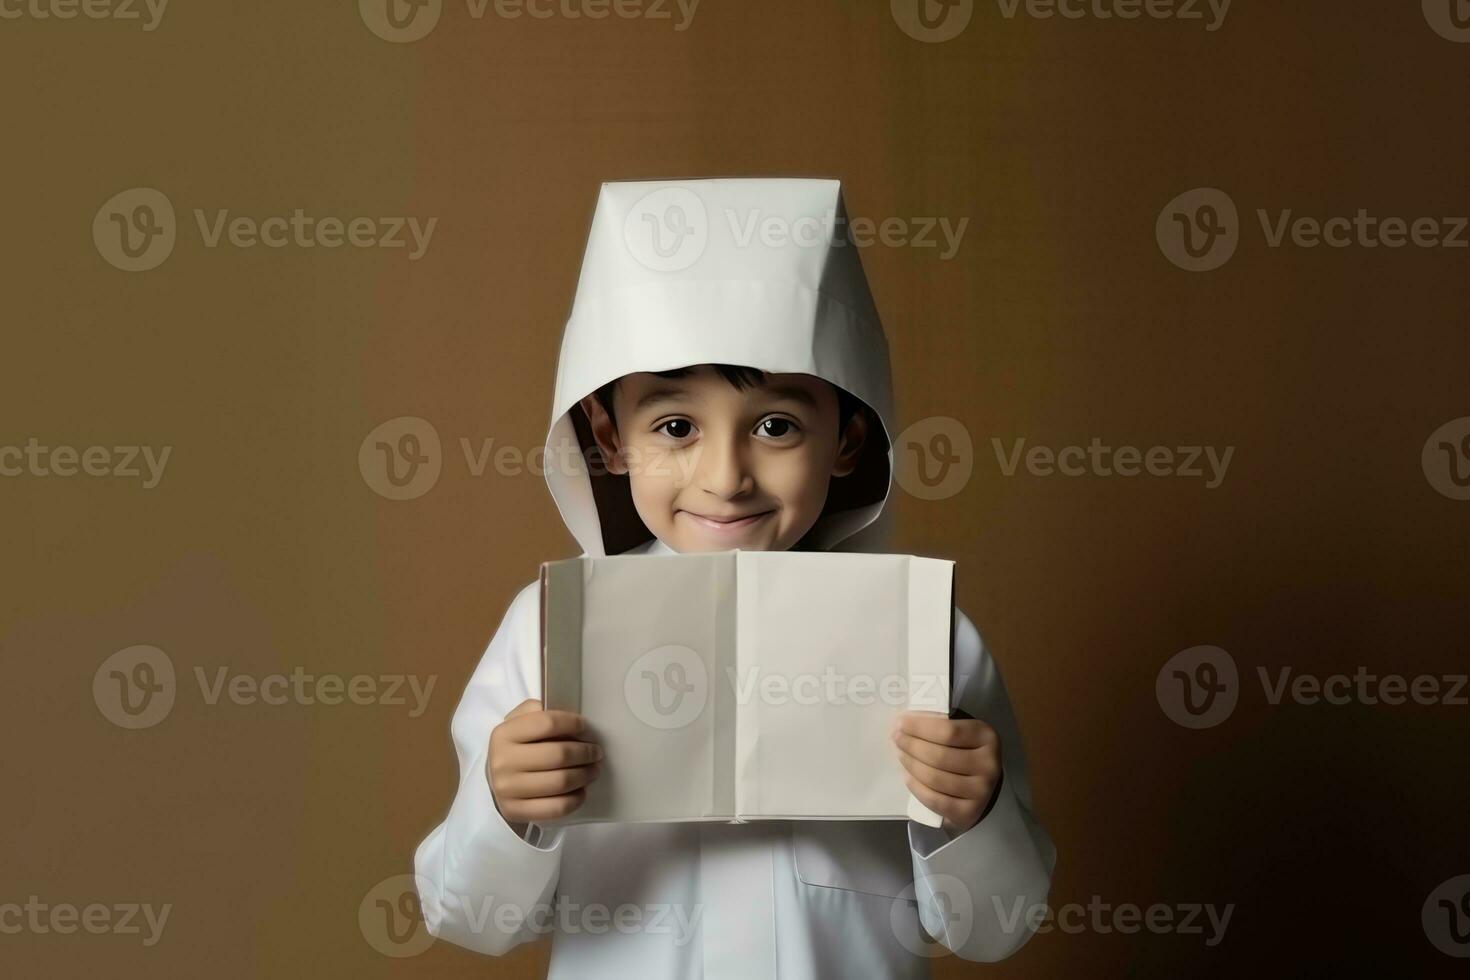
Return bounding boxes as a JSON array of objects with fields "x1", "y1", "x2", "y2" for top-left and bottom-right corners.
[{"x1": 539, "y1": 550, "x2": 955, "y2": 827}]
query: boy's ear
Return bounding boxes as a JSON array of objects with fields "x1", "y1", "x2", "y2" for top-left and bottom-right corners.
[
  {"x1": 579, "y1": 394, "x2": 628, "y2": 475},
  {"x1": 831, "y1": 409, "x2": 869, "y2": 478}
]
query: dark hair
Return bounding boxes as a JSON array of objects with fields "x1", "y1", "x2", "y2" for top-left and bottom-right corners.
[{"x1": 592, "y1": 363, "x2": 864, "y2": 434}]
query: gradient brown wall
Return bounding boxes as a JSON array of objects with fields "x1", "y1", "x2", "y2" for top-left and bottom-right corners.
[{"x1": 3, "y1": 0, "x2": 1468, "y2": 976}]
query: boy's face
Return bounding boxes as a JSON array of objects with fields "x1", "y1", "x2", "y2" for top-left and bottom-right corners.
[{"x1": 580, "y1": 366, "x2": 869, "y2": 553}]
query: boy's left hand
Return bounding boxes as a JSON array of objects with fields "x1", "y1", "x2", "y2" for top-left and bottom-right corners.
[{"x1": 892, "y1": 710, "x2": 1001, "y2": 836}]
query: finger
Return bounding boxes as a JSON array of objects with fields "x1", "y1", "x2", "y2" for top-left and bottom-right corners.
[
  {"x1": 504, "y1": 709, "x2": 591, "y2": 743},
  {"x1": 896, "y1": 750, "x2": 992, "y2": 801},
  {"x1": 500, "y1": 739, "x2": 604, "y2": 773},
  {"x1": 505, "y1": 698, "x2": 543, "y2": 719},
  {"x1": 497, "y1": 762, "x2": 602, "y2": 801},
  {"x1": 893, "y1": 731, "x2": 996, "y2": 776},
  {"x1": 901, "y1": 772, "x2": 970, "y2": 825},
  {"x1": 894, "y1": 711, "x2": 995, "y2": 749},
  {"x1": 503, "y1": 788, "x2": 588, "y2": 824}
]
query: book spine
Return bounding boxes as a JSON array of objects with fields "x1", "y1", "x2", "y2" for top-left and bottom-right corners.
[{"x1": 732, "y1": 551, "x2": 759, "y2": 821}]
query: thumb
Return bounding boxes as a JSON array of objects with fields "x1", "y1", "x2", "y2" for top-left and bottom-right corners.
[{"x1": 506, "y1": 698, "x2": 544, "y2": 719}]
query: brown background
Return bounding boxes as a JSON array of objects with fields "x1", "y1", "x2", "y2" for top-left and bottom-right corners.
[{"x1": 3, "y1": 0, "x2": 1468, "y2": 976}]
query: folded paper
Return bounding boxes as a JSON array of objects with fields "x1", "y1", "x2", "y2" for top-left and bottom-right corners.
[{"x1": 540, "y1": 550, "x2": 954, "y2": 827}]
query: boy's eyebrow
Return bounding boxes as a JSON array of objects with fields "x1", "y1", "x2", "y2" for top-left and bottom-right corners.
[
  {"x1": 757, "y1": 384, "x2": 820, "y2": 410},
  {"x1": 631, "y1": 385, "x2": 695, "y2": 413}
]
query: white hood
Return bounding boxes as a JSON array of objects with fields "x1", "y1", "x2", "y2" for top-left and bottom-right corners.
[{"x1": 542, "y1": 178, "x2": 897, "y2": 556}]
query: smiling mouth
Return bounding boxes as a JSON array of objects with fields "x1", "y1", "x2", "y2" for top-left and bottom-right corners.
[{"x1": 678, "y1": 510, "x2": 774, "y2": 532}]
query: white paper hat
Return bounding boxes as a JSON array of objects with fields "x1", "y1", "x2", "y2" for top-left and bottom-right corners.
[{"x1": 543, "y1": 178, "x2": 896, "y2": 556}]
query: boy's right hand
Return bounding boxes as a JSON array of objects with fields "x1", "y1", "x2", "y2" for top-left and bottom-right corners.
[{"x1": 487, "y1": 699, "x2": 603, "y2": 830}]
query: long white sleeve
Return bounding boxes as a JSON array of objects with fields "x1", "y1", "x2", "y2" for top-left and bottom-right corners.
[
  {"x1": 907, "y1": 608, "x2": 1057, "y2": 962},
  {"x1": 413, "y1": 581, "x2": 569, "y2": 956}
]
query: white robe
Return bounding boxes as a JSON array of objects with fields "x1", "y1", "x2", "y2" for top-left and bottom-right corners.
[{"x1": 413, "y1": 538, "x2": 1056, "y2": 978}]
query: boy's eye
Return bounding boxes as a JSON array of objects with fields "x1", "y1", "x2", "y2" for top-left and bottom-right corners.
[
  {"x1": 657, "y1": 419, "x2": 694, "y2": 439},
  {"x1": 756, "y1": 417, "x2": 798, "y2": 439}
]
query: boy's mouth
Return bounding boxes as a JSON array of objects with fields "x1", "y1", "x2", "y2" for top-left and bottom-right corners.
[{"x1": 677, "y1": 509, "x2": 774, "y2": 532}]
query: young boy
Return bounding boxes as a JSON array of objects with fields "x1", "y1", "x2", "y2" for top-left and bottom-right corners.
[{"x1": 414, "y1": 178, "x2": 1055, "y2": 978}]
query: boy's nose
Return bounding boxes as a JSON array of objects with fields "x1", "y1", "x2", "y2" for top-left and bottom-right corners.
[{"x1": 694, "y1": 437, "x2": 754, "y2": 499}]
